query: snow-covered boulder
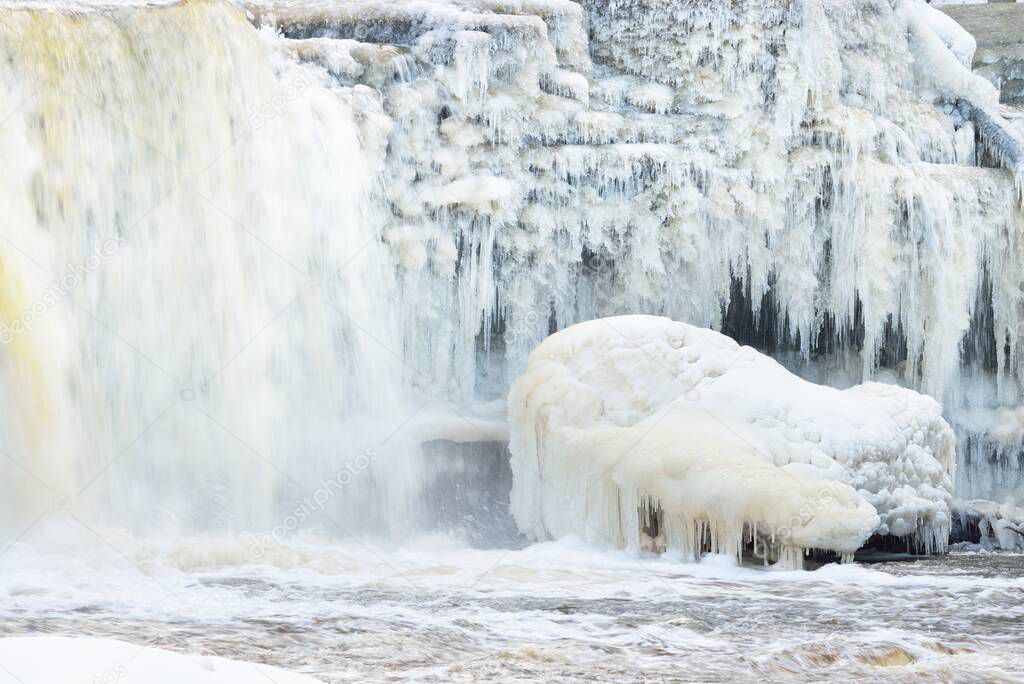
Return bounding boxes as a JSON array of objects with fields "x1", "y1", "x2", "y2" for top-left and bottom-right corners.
[{"x1": 508, "y1": 316, "x2": 956, "y2": 568}]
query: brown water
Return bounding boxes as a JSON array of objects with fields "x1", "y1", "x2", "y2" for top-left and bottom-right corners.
[{"x1": 0, "y1": 531, "x2": 1021, "y2": 682}]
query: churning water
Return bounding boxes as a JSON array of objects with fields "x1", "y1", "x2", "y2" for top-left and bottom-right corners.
[{"x1": 0, "y1": 531, "x2": 1022, "y2": 682}]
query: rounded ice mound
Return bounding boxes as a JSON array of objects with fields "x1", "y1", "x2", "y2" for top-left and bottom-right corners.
[{"x1": 508, "y1": 316, "x2": 956, "y2": 568}]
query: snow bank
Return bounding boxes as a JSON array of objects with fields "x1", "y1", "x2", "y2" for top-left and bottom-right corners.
[
  {"x1": 508, "y1": 317, "x2": 956, "y2": 568},
  {"x1": 0, "y1": 636, "x2": 320, "y2": 683}
]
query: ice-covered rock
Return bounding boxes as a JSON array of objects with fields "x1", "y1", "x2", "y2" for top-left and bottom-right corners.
[
  {"x1": 508, "y1": 316, "x2": 956, "y2": 567},
  {"x1": 953, "y1": 498, "x2": 1024, "y2": 551}
]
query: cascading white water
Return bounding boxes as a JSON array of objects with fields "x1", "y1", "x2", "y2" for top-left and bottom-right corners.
[{"x1": 0, "y1": 0, "x2": 427, "y2": 542}]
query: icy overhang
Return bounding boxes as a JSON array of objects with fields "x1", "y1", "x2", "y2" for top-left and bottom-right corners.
[{"x1": 243, "y1": 0, "x2": 590, "y2": 70}]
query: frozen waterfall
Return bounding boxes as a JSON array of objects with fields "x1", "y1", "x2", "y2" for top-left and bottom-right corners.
[
  {"x1": 1, "y1": 0, "x2": 1024, "y2": 558},
  {"x1": 0, "y1": 0, "x2": 422, "y2": 540}
]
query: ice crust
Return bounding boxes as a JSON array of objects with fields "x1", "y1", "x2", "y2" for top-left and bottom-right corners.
[{"x1": 508, "y1": 316, "x2": 956, "y2": 566}]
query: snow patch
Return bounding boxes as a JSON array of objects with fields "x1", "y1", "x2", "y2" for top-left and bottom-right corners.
[{"x1": 0, "y1": 636, "x2": 319, "y2": 683}]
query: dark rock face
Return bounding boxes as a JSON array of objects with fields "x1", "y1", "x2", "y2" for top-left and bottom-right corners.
[{"x1": 942, "y1": 3, "x2": 1024, "y2": 105}]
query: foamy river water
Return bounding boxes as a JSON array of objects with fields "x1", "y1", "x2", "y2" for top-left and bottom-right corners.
[{"x1": 0, "y1": 529, "x2": 1021, "y2": 682}]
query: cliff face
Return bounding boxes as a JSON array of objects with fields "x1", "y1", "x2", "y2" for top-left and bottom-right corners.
[{"x1": 941, "y1": 3, "x2": 1024, "y2": 105}]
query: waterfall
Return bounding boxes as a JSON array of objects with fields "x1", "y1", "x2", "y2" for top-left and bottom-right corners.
[{"x1": 0, "y1": 0, "x2": 424, "y2": 541}]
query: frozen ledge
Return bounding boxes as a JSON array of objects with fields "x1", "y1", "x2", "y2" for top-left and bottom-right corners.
[
  {"x1": 243, "y1": 0, "x2": 590, "y2": 70},
  {"x1": 963, "y1": 101, "x2": 1024, "y2": 174}
]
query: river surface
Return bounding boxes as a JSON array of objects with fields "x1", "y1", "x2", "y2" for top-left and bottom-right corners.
[{"x1": 0, "y1": 525, "x2": 1021, "y2": 683}]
